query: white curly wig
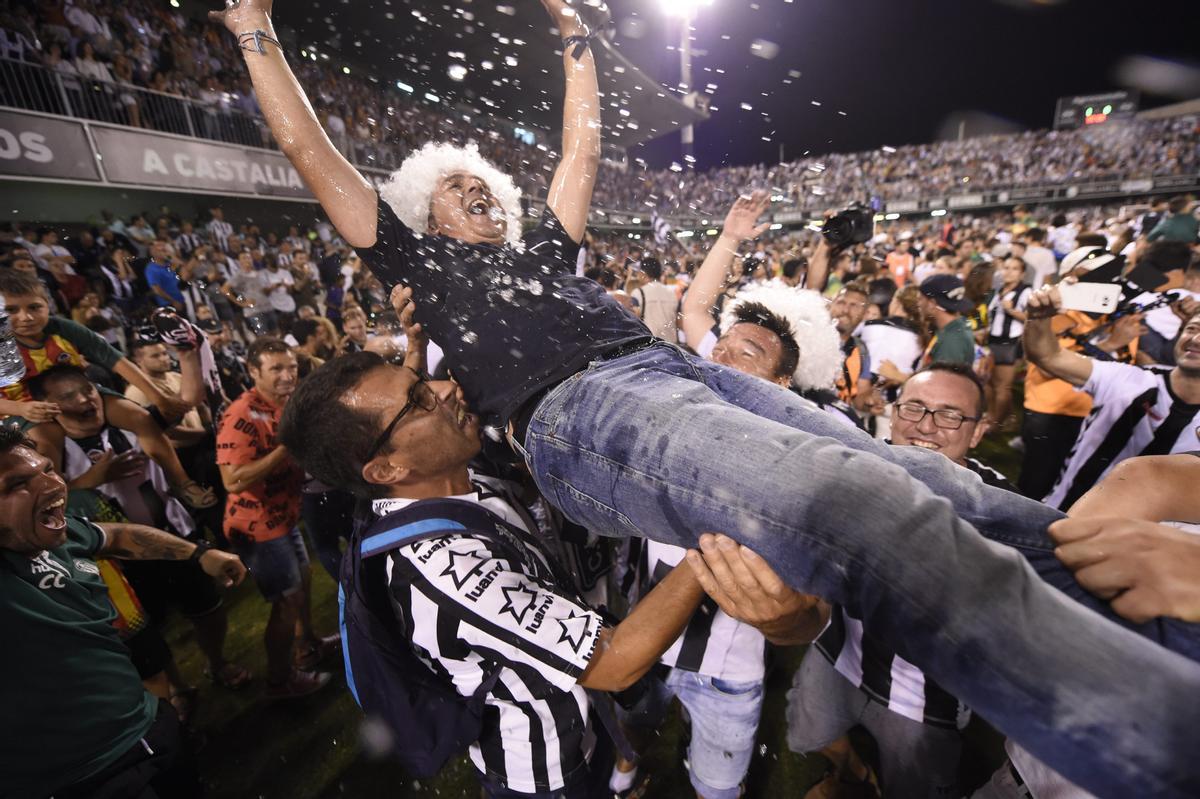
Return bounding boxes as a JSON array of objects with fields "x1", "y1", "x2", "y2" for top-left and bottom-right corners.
[
  {"x1": 379, "y1": 141, "x2": 524, "y2": 247},
  {"x1": 720, "y1": 284, "x2": 844, "y2": 391}
]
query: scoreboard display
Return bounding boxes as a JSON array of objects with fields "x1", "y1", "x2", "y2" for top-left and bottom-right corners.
[{"x1": 1054, "y1": 91, "x2": 1140, "y2": 130}]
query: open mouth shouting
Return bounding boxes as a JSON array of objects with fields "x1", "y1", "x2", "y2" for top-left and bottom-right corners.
[{"x1": 37, "y1": 493, "x2": 67, "y2": 532}]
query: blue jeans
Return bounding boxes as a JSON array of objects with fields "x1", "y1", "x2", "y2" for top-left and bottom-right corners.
[
  {"x1": 620, "y1": 669, "x2": 763, "y2": 799},
  {"x1": 518, "y1": 342, "x2": 1200, "y2": 799}
]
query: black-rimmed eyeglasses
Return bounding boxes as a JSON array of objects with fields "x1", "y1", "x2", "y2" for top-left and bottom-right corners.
[
  {"x1": 365, "y1": 366, "x2": 438, "y2": 460},
  {"x1": 893, "y1": 401, "x2": 980, "y2": 431}
]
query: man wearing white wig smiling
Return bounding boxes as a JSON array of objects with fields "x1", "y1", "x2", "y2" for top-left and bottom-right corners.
[{"x1": 212, "y1": 1, "x2": 1200, "y2": 793}]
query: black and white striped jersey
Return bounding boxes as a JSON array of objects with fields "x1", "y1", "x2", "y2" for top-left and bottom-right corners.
[
  {"x1": 636, "y1": 541, "x2": 767, "y2": 682},
  {"x1": 987, "y1": 283, "x2": 1033, "y2": 341},
  {"x1": 814, "y1": 456, "x2": 1014, "y2": 728},
  {"x1": 206, "y1": 218, "x2": 234, "y2": 253},
  {"x1": 1046, "y1": 361, "x2": 1200, "y2": 510},
  {"x1": 373, "y1": 485, "x2": 603, "y2": 794}
]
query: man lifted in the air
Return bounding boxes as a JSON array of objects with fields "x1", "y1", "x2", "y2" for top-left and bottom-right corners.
[{"x1": 209, "y1": 1, "x2": 1200, "y2": 795}]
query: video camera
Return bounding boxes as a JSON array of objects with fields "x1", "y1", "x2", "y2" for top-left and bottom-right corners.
[{"x1": 822, "y1": 202, "x2": 874, "y2": 249}]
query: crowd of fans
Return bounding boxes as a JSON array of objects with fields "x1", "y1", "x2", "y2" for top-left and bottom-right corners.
[
  {"x1": 3, "y1": 1, "x2": 1198, "y2": 217},
  {"x1": 2, "y1": 181, "x2": 1197, "y2": 797},
  {"x1": 3, "y1": 3, "x2": 1200, "y2": 799}
]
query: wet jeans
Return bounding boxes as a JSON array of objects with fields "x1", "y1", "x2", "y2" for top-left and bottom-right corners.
[{"x1": 518, "y1": 342, "x2": 1200, "y2": 799}]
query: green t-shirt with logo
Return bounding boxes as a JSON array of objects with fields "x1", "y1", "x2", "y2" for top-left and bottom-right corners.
[{"x1": 0, "y1": 516, "x2": 157, "y2": 797}]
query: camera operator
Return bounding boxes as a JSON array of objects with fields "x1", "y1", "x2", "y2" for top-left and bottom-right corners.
[{"x1": 1023, "y1": 281, "x2": 1200, "y2": 510}]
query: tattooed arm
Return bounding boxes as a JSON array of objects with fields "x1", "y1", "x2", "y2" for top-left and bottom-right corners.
[{"x1": 96, "y1": 523, "x2": 247, "y2": 587}]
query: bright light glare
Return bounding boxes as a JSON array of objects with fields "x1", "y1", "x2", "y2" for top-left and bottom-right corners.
[
  {"x1": 660, "y1": 0, "x2": 714, "y2": 17},
  {"x1": 931, "y1": 209, "x2": 948, "y2": 217}
]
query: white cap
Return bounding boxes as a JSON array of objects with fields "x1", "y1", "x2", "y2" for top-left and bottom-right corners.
[{"x1": 1058, "y1": 246, "x2": 1117, "y2": 278}]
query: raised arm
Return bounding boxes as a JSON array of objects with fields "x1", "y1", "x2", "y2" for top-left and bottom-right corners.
[
  {"x1": 210, "y1": 0, "x2": 378, "y2": 247},
  {"x1": 680, "y1": 192, "x2": 770, "y2": 348},
  {"x1": 1022, "y1": 285, "x2": 1094, "y2": 387},
  {"x1": 541, "y1": 0, "x2": 601, "y2": 243}
]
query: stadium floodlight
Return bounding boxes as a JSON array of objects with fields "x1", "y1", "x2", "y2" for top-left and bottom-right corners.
[{"x1": 660, "y1": 0, "x2": 714, "y2": 16}]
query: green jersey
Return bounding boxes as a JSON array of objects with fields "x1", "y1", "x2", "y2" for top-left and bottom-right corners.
[{"x1": 0, "y1": 516, "x2": 156, "y2": 798}]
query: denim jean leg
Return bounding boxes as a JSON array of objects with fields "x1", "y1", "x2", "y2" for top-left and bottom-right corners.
[
  {"x1": 683, "y1": 351, "x2": 1200, "y2": 658},
  {"x1": 523, "y1": 345, "x2": 1200, "y2": 799}
]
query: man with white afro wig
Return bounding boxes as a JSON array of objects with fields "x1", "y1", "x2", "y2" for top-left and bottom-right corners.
[
  {"x1": 380, "y1": 142, "x2": 525, "y2": 249},
  {"x1": 217, "y1": 0, "x2": 1200, "y2": 786},
  {"x1": 716, "y1": 284, "x2": 844, "y2": 393}
]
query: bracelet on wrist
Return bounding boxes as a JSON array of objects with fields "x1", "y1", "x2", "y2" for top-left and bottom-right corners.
[
  {"x1": 189, "y1": 539, "x2": 213, "y2": 562},
  {"x1": 562, "y1": 29, "x2": 595, "y2": 60},
  {"x1": 238, "y1": 29, "x2": 281, "y2": 55}
]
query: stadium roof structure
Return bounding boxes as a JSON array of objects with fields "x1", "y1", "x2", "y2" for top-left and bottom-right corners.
[{"x1": 288, "y1": 0, "x2": 706, "y2": 150}]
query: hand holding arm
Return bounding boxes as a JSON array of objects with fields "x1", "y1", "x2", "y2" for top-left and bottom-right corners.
[
  {"x1": 680, "y1": 192, "x2": 770, "y2": 348},
  {"x1": 390, "y1": 285, "x2": 427, "y2": 374},
  {"x1": 1049, "y1": 516, "x2": 1200, "y2": 624},
  {"x1": 685, "y1": 533, "x2": 830, "y2": 645}
]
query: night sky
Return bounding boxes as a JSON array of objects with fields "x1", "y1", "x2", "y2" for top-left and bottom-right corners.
[{"x1": 289, "y1": 0, "x2": 1198, "y2": 172}]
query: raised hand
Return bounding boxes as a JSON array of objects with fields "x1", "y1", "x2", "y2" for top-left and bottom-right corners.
[
  {"x1": 540, "y1": 0, "x2": 586, "y2": 36},
  {"x1": 208, "y1": 0, "x2": 274, "y2": 35},
  {"x1": 721, "y1": 191, "x2": 772, "y2": 242},
  {"x1": 1026, "y1": 284, "x2": 1063, "y2": 320}
]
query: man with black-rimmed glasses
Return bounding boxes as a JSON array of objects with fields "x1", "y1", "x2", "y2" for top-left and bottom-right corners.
[{"x1": 789, "y1": 362, "x2": 1014, "y2": 799}]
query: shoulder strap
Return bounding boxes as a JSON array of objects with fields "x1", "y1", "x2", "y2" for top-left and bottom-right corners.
[{"x1": 360, "y1": 497, "x2": 518, "y2": 558}]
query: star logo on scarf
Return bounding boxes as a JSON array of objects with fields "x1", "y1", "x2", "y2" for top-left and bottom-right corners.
[
  {"x1": 440, "y1": 548, "x2": 487, "y2": 590},
  {"x1": 499, "y1": 582, "x2": 539, "y2": 624},
  {"x1": 557, "y1": 611, "x2": 593, "y2": 654}
]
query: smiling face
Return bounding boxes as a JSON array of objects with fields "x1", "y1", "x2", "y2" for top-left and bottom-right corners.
[
  {"x1": 0, "y1": 444, "x2": 69, "y2": 555},
  {"x1": 249, "y1": 350, "x2": 299, "y2": 403},
  {"x1": 427, "y1": 172, "x2": 507, "y2": 245},
  {"x1": 1174, "y1": 314, "x2": 1200, "y2": 378},
  {"x1": 830, "y1": 289, "x2": 868, "y2": 338},
  {"x1": 891, "y1": 370, "x2": 985, "y2": 465}
]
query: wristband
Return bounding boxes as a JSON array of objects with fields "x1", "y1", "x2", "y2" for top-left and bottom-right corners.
[
  {"x1": 238, "y1": 29, "x2": 281, "y2": 55},
  {"x1": 189, "y1": 539, "x2": 213, "y2": 562},
  {"x1": 562, "y1": 31, "x2": 596, "y2": 60}
]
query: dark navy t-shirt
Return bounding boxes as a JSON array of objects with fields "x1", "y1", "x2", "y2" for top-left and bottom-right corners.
[{"x1": 356, "y1": 199, "x2": 648, "y2": 425}]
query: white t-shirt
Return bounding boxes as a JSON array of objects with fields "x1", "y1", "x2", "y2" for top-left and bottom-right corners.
[
  {"x1": 1135, "y1": 290, "x2": 1200, "y2": 341},
  {"x1": 264, "y1": 267, "x2": 296, "y2": 313},
  {"x1": 1023, "y1": 246, "x2": 1058, "y2": 289}
]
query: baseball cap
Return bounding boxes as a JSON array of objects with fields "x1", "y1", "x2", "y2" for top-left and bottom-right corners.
[
  {"x1": 1059, "y1": 246, "x2": 1117, "y2": 278},
  {"x1": 919, "y1": 274, "x2": 973, "y2": 314}
]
